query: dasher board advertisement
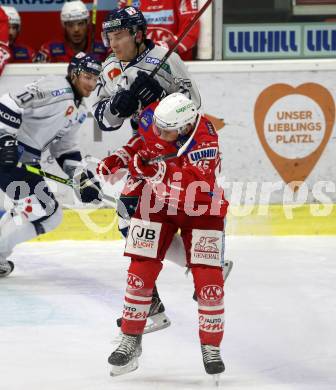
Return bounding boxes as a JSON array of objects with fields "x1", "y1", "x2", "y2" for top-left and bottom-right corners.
[
  {"x1": 295, "y1": 1, "x2": 336, "y2": 5},
  {"x1": 223, "y1": 23, "x2": 336, "y2": 59}
]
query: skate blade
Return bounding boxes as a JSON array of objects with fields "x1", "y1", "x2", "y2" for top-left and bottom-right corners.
[
  {"x1": 143, "y1": 312, "x2": 171, "y2": 334},
  {"x1": 212, "y1": 373, "x2": 221, "y2": 387},
  {"x1": 109, "y1": 358, "x2": 139, "y2": 377},
  {"x1": 223, "y1": 260, "x2": 233, "y2": 282}
]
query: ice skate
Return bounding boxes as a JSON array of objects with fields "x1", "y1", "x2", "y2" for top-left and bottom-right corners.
[
  {"x1": 143, "y1": 295, "x2": 171, "y2": 334},
  {"x1": 108, "y1": 334, "x2": 142, "y2": 377},
  {"x1": 201, "y1": 344, "x2": 225, "y2": 386},
  {"x1": 116, "y1": 286, "x2": 171, "y2": 334},
  {"x1": 0, "y1": 260, "x2": 14, "y2": 278}
]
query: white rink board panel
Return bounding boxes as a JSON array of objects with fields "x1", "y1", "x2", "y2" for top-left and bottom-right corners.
[{"x1": 1, "y1": 61, "x2": 336, "y2": 205}]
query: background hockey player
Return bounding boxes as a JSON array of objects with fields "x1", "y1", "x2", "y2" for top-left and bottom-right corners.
[
  {"x1": 2, "y1": 6, "x2": 35, "y2": 63},
  {"x1": 0, "y1": 6, "x2": 11, "y2": 75},
  {"x1": 118, "y1": 0, "x2": 200, "y2": 60},
  {"x1": 0, "y1": 52, "x2": 102, "y2": 277},
  {"x1": 107, "y1": 93, "x2": 228, "y2": 379},
  {"x1": 1, "y1": 6, "x2": 35, "y2": 63},
  {"x1": 93, "y1": 6, "x2": 201, "y2": 333},
  {"x1": 35, "y1": 1, "x2": 107, "y2": 63}
]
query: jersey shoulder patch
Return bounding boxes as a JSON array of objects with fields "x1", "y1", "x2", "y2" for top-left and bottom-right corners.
[
  {"x1": 12, "y1": 76, "x2": 74, "y2": 108},
  {"x1": 49, "y1": 42, "x2": 66, "y2": 56},
  {"x1": 92, "y1": 41, "x2": 106, "y2": 53},
  {"x1": 139, "y1": 107, "x2": 155, "y2": 132},
  {"x1": 205, "y1": 120, "x2": 217, "y2": 136},
  {"x1": 12, "y1": 45, "x2": 30, "y2": 60}
]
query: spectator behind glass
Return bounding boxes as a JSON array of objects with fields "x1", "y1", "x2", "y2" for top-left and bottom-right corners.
[
  {"x1": 118, "y1": 0, "x2": 200, "y2": 61},
  {"x1": 0, "y1": 6, "x2": 11, "y2": 75},
  {"x1": 2, "y1": 6, "x2": 35, "y2": 63},
  {"x1": 35, "y1": 0, "x2": 107, "y2": 63}
]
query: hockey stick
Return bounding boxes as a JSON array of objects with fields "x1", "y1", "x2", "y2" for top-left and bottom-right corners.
[
  {"x1": 150, "y1": 0, "x2": 213, "y2": 78},
  {"x1": 16, "y1": 162, "x2": 118, "y2": 206},
  {"x1": 90, "y1": 0, "x2": 98, "y2": 52}
]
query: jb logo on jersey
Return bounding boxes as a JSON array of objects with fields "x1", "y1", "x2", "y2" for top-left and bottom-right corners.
[{"x1": 125, "y1": 218, "x2": 162, "y2": 259}]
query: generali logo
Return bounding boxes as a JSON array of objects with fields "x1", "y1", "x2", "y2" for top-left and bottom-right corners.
[{"x1": 254, "y1": 83, "x2": 335, "y2": 190}]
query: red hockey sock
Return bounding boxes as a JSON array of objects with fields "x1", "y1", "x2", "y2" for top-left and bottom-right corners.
[
  {"x1": 121, "y1": 259, "x2": 163, "y2": 335},
  {"x1": 192, "y1": 266, "x2": 224, "y2": 346}
]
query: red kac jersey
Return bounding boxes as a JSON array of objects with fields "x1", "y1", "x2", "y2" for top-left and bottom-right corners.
[
  {"x1": 0, "y1": 8, "x2": 10, "y2": 75},
  {"x1": 119, "y1": 102, "x2": 228, "y2": 216},
  {"x1": 35, "y1": 37, "x2": 107, "y2": 63}
]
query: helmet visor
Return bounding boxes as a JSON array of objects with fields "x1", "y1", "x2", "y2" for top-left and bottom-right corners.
[{"x1": 102, "y1": 19, "x2": 124, "y2": 47}]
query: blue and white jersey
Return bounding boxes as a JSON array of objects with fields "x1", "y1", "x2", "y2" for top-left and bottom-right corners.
[
  {"x1": 0, "y1": 75, "x2": 88, "y2": 165},
  {"x1": 92, "y1": 39, "x2": 201, "y2": 132}
]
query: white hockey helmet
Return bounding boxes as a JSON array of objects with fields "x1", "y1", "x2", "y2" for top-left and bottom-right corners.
[
  {"x1": 61, "y1": 1, "x2": 89, "y2": 24},
  {"x1": 2, "y1": 6, "x2": 21, "y2": 27},
  {"x1": 153, "y1": 93, "x2": 198, "y2": 135}
]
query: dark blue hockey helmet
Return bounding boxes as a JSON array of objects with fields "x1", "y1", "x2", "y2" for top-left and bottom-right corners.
[
  {"x1": 101, "y1": 7, "x2": 147, "y2": 47},
  {"x1": 68, "y1": 52, "x2": 102, "y2": 77}
]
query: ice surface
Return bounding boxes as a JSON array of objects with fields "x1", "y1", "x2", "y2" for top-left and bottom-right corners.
[{"x1": 1, "y1": 237, "x2": 336, "y2": 390}]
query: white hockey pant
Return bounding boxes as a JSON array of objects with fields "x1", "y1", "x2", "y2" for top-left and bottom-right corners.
[{"x1": 0, "y1": 198, "x2": 62, "y2": 260}]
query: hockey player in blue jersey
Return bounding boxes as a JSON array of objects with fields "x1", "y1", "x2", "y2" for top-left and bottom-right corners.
[{"x1": 0, "y1": 52, "x2": 102, "y2": 277}]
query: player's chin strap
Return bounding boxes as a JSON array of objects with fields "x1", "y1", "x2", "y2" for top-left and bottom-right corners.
[{"x1": 16, "y1": 162, "x2": 119, "y2": 208}]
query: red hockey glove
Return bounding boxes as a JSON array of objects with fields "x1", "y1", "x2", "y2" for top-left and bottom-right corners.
[
  {"x1": 128, "y1": 150, "x2": 166, "y2": 182},
  {"x1": 97, "y1": 148, "x2": 129, "y2": 184}
]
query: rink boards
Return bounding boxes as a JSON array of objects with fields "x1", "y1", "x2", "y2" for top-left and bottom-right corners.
[
  {"x1": 1, "y1": 61, "x2": 336, "y2": 239},
  {"x1": 30, "y1": 205, "x2": 336, "y2": 242}
]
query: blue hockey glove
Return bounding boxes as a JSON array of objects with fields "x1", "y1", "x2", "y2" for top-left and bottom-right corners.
[
  {"x1": 74, "y1": 170, "x2": 102, "y2": 204},
  {"x1": 130, "y1": 71, "x2": 166, "y2": 107},
  {"x1": 110, "y1": 89, "x2": 139, "y2": 118}
]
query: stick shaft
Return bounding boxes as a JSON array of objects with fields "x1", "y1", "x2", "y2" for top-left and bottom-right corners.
[
  {"x1": 90, "y1": 0, "x2": 98, "y2": 52},
  {"x1": 150, "y1": 0, "x2": 213, "y2": 78},
  {"x1": 17, "y1": 163, "x2": 117, "y2": 205}
]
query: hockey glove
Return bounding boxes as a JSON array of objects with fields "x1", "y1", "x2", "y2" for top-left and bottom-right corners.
[
  {"x1": 128, "y1": 150, "x2": 166, "y2": 182},
  {"x1": 0, "y1": 134, "x2": 19, "y2": 170},
  {"x1": 97, "y1": 149, "x2": 129, "y2": 184},
  {"x1": 130, "y1": 71, "x2": 166, "y2": 108},
  {"x1": 110, "y1": 89, "x2": 139, "y2": 118},
  {"x1": 74, "y1": 170, "x2": 102, "y2": 204}
]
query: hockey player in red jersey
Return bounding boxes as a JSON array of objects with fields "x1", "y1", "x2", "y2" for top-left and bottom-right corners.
[
  {"x1": 94, "y1": 6, "x2": 201, "y2": 334},
  {"x1": 2, "y1": 6, "x2": 35, "y2": 63},
  {"x1": 118, "y1": 0, "x2": 200, "y2": 60},
  {"x1": 35, "y1": 1, "x2": 107, "y2": 63},
  {"x1": 104, "y1": 93, "x2": 228, "y2": 379},
  {"x1": 0, "y1": 6, "x2": 11, "y2": 75}
]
